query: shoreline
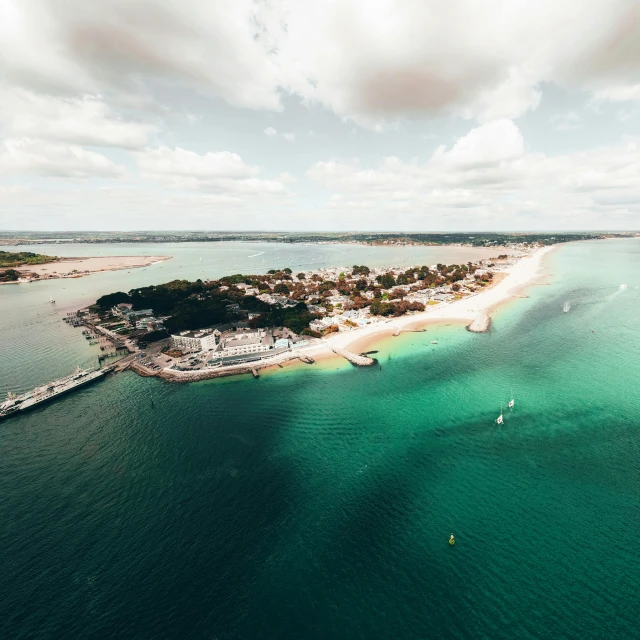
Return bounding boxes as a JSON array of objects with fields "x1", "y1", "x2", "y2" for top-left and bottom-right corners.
[
  {"x1": 150, "y1": 245, "x2": 554, "y2": 382},
  {"x1": 315, "y1": 244, "x2": 554, "y2": 355},
  {"x1": 10, "y1": 255, "x2": 172, "y2": 281}
]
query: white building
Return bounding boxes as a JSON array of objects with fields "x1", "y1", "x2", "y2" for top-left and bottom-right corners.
[
  {"x1": 214, "y1": 329, "x2": 275, "y2": 358},
  {"x1": 309, "y1": 316, "x2": 339, "y2": 332},
  {"x1": 170, "y1": 328, "x2": 219, "y2": 353}
]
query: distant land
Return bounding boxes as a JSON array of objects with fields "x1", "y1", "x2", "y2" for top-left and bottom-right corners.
[
  {"x1": 0, "y1": 251, "x2": 59, "y2": 282},
  {"x1": 0, "y1": 230, "x2": 636, "y2": 247},
  {"x1": 0, "y1": 250, "x2": 59, "y2": 267}
]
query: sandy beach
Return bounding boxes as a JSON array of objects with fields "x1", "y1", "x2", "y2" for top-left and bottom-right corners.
[
  {"x1": 16, "y1": 255, "x2": 172, "y2": 278},
  {"x1": 320, "y1": 244, "x2": 554, "y2": 354}
]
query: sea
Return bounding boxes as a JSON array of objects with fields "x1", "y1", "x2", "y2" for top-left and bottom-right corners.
[{"x1": 1, "y1": 239, "x2": 640, "y2": 639}]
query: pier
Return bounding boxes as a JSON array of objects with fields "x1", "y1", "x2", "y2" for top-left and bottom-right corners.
[{"x1": 331, "y1": 347, "x2": 375, "y2": 366}]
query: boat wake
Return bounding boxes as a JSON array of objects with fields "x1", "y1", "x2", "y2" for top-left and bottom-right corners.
[{"x1": 248, "y1": 252, "x2": 265, "y2": 258}]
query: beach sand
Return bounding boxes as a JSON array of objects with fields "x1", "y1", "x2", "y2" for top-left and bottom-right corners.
[{"x1": 17, "y1": 255, "x2": 172, "y2": 277}]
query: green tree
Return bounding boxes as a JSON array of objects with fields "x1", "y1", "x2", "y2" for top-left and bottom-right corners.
[
  {"x1": 274, "y1": 283, "x2": 290, "y2": 295},
  {"x1": 379, "y1": 274, "x2": 396, "y2": 289},
  {"x1": 96, "y1": 291, "x2": 131, "y2": 309}
]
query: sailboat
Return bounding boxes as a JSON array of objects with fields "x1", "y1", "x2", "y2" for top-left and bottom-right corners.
[
  {"x1": 496, "y1": 406, "x2": 504, "y2": 425},
  {"x1": 508, "y1": 396, "x2": 514, "y2": 409},
  {"x1": 563, "y1": 301, "x2": 570, "y2": 313},
  {"x1": 48, "y1": 295, "x2": 55, "y2": 304}
]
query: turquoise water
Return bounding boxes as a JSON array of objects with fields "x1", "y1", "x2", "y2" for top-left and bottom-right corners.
[{"x1": 2, "y1": 239, "x2": 640, "y2": 639}]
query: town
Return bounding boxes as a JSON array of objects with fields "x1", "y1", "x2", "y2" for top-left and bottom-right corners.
[{"x1": 65, "y1": 252, "x2": 523, "y2": 378}]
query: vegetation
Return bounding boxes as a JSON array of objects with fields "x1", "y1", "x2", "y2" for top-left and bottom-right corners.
[
  {"x1": 0, "y1": 269, "x2": 21, "y2": 282},
  {"x1": 249, "y1": 302, "x2": 317, "y2": 334},
  {"x1": 0, "y1": 251, "x2": 57, "y2": 267},
  {"x1": 90, "y1": 255, "x2": 507, "y2": 336},
  {"x1": 96, "y1": 291, "x2": 131, "y2": 309},
  {"x1": 142, "y1": 329, "x2": 169, "y2": 343},
  {"x1": 370, "y1": 300, "x2": 426, "y2": 317}
]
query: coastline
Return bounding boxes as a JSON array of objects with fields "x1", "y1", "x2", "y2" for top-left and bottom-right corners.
[
  {"x1": 317, "y1": 244, "x2": 554, "y2": 354},
  {"x1": 155, "y1": 245, "x2": 554, "y2": 382},
  {"x1": 12, "y1": 255, "x2": 172, "y2": 281}
]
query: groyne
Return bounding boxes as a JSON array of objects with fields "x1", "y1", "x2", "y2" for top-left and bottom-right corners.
[
  {"x1": 330, "y1": 347, "x2": 375, "y2": 366},
  {"x1": 466, "y1": 313, "x2": 491, "y2": 333}
]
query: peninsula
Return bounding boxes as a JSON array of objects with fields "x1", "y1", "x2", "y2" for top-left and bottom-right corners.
[{"x1": 71, "y1": 244, "x2": 552, "y2": 381}]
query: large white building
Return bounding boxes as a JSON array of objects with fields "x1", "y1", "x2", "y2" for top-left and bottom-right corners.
[
  {"x1": 217, "y1": 329, "x2": 273, "y2": 357},
  {"x1": 170, "y1": 329, "x2": 219, "y2": 353}
]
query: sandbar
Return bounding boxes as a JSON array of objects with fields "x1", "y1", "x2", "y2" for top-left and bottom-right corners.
[{"x1": 16, "y1": 255, "x2": 172, "y2": 278}]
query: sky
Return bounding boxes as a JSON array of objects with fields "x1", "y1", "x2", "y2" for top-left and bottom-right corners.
[{"x1": 1, "y1": 0, "x2": 640, "y2": 232}]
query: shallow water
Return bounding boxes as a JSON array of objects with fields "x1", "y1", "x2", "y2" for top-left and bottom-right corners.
[{"x1": 2, "y1": 239, "x2": 640, "y2": 639}]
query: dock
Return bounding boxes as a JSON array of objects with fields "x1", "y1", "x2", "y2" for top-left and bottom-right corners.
[
  {"x1": 331, "y1": 347, "x2": 375, "y2": 366},
  {"x1": 251, "y1": 368, "x2": 259, "y2": 378}
]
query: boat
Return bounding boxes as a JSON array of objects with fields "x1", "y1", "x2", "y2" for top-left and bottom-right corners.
[
  {"x1": 563, "y1": 301, "x2": 570, "y2": 313},
  {"x1": 430, "y1": 340, "x2": 438, "y2": 344},
  {"x1": 49, "y1": 295, "x2": 55, "y2": 304},
  {"x1": 508, "y1": 396, "x2": 514, "y2": 409},
  {"x1": 449, "y1": 534, "x2": 455, "y2": 546},
  {"x1": 620, "y1": 284, "x2": 627, "y2": 290},
  {"x1": 496, "y1": 407, "x2": 504, "y2": 425},
  {"x1": 0, "y1": 367, "x2": 106, "y2": 420}
]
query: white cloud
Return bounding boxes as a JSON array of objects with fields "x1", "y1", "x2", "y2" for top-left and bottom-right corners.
[
  {"x1": 278, "y1": 171, "x2": 297, "y2": 183},
  {"x1": 1, "y1": 89, "x2": 155, "y2": 149},
  {"x1": 264, "y1": 127, "x2": 278, "y2": 137},
  {"x1": 276, "y1": 0, "x2": 640, "y2": 124},
  {"x1": 135, "y1": 146, "x2": 259, "y2": 180},
  {"x1": 0, "y1": 138, "x2": 123, "y2": 177},
  {"x1": 283, "y1": 132, "x2": 295, "y2": 142},
  {"x1": 0, "y1": 0, "x2": 282, "y2": 111},
  {"x1": 432, "y1": 120, "x2": 525, "y2": 169},
  {"x1": 3, "y1": 0, "x2": 640, "y2": 130},
  {"x1": 307, "y1": 121, "x2": 640, "y2": 226},
  {"x1": 134, "y1": 145, "x2": 289, "y2": 197}
]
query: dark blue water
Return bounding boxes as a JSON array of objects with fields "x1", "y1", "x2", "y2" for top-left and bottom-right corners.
[{"x1": 2, "y1": 239, "x2": 640, "y2": 639}]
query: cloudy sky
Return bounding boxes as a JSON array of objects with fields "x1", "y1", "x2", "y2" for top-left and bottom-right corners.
[{"x1": 1, "y1": 0, "x2": 640, "y2": 231}]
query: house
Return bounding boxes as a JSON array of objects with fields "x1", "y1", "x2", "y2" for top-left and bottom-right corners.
[
  {"x1": 112, "y1": 303, "x2": 133, "y2": 316},
  {"x1": 309, "y1": 316, "x2": 339, "y2": 332}
]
